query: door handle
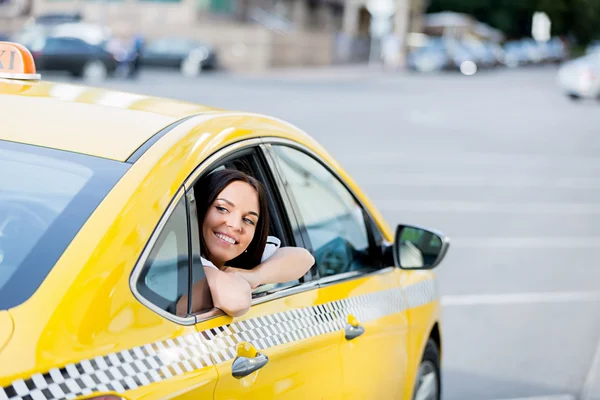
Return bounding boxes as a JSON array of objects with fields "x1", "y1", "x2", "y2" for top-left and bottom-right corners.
[
  {"x1": 345, "y1": 314, "x2": 365, "y2": 340},
  {"x1": 232, "y1": 352, "x2": 269, "y2": 378}
]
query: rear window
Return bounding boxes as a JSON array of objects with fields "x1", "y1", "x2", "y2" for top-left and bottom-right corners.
[{"x1": 0, "y1": 140, "x2": 129, "y2": 309}]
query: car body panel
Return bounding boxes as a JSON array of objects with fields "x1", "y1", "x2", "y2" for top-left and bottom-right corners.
[
  {"x1": 0, "y1": 79, "x2": 221, "y2": 161},
  {"x1": 0, "y1": 76, "x2": 442, "y2": 400},
  {"x1": 0, "y1": 312, "x2": 14, "y2": 353},
  {"x1": 208, "y1": 287, "x2": 344, "y2": 400},
  {"x1": 330, "y1": 269, "x2": 410, "y2": 399},
  {"x1": 398, "y1": 269, "x2": 442, "y2": 400}
]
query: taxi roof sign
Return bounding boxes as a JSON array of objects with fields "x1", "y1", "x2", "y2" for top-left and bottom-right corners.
[{"x1": 0, "y1": 41, "x2": 41, "y2": 81}]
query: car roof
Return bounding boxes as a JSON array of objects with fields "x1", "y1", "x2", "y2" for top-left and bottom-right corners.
[{"x1": 0, "y1": 78, "x2": 221, "y2": 162}]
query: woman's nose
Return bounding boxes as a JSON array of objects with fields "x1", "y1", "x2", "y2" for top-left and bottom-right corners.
[{"x1": 226, "y1": 214, "x2": 242, "y2": 231}]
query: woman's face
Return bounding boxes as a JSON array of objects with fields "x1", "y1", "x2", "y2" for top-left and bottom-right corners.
[{"x1": 202, "y1": 181, "x2": 260, "y2": 268}]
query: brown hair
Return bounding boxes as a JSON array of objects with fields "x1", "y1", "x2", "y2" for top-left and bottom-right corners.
[{"x1": 194, "y1": 168, "x2": 270, "y2": 269}]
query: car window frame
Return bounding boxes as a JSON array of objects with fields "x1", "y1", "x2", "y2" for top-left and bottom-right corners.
[
  {"x1": 129, "y1": 187, "x2": 198, "y2": 326},
  {"x1": 262, "y1": 138, "x2": 388, "y2": 286}
]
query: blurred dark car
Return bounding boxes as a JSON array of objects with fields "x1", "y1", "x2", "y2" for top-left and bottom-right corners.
[
  {"x1": 0, "y1": 34, "x2": 10, "y2": 41},
  {"x1": 140, "y1": 37, "x2": 218, "y2": 76},
  {"x1": 31, "y1": 36, "x2": 117, "y2": 81}
]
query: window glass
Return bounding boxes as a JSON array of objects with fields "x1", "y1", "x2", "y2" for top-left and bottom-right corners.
[
  {"x1": 136, "y1": 196, "x2": 189, "y2": 316},
  {"x1": 0, "y1": 140, "x2": 129, "y2": 310},
  {"x1": 272, "y1": 146, "x2": 376, "y2": 277}
]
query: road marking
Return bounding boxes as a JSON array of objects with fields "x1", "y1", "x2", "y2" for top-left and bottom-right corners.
[
  {"x1": 490, "y1": 395, "x2": 575, "y2": 400},
  {"x1": 359, "y1": 174, "x2": 600, "y2": 189},
  {"x1": 581, "y1": 331, "x2": 600, "y2": 400},
  {"x1": 341, "y1": 151, "x2": 600, "y2": 169},
  {"x1": 454, "y1": 237, "x2": 600, "y2": 249},
  {"x1": 377, "y1": 200, "x2": 600, "y2": 215},
  {"x1": 442, "y1": 292, "x2": 600, "y2": 307}
]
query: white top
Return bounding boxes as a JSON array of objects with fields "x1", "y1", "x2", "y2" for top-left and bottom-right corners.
[{"x1": 201, "y1": 236, "x2": 281, "y2": 270}]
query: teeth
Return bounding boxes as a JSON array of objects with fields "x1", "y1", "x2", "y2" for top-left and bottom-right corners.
[{"x1": 216, "y1": 233, "x2": 235, "y2": 244}]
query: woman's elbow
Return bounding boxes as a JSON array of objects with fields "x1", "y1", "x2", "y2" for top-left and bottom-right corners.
[
  {"x1": 216, "y1": 297, "x2": 251, "y2": 317},
  {"x1": 224, "y1": 304, "x2": 251, "y2": 318},
  {"x1": 212, "y1": 285, "x2": 252, "y2": 317},
  {"x1": 300, "y1": 248, "x2": 315, "y2": 272}
]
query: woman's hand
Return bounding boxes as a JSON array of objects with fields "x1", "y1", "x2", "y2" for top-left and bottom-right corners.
[
  {"x1": 207, "y1": 267, "x2": 253, "y2": 317},
  {"x1": 179, "y1": 266, "x2": 253, "y2": 318}
]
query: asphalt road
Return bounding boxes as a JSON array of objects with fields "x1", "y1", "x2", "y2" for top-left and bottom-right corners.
[{"x1": 60, "y1": 65, "x2": 600, "y2": 400}]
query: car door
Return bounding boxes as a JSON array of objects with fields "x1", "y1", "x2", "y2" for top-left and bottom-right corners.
[
  {"x1": 266, "y1": 141, "x2": 411, "y2": 400},
  {"x1": 183, "y1": 144, "x2": 344, "y2": 399}
]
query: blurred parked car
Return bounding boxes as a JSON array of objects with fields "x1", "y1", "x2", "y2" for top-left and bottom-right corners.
[
  {"x1": 504, "y1": 41, "x2": 529, "y2": 67},
  {"x1": 13, "y1": 14, "x2": 87, "y2": 48},
  {"x1": 484, "y1": 42, "x2": 506, "y2": 66},
  {"x1": 520, "y1": 38, "x2": 545, "y2": 64},
  {"x1": 557, "y1": 52, "x2": 600, "y2": 101},
  {"x1": 407, "y1": 37, "x2": 450, "y2": 72},
  {"x1": 30, "y1": 36, "x2": 117, "y2": 81},
  {"x1": 541, "y1": 38, "x2": 567, "y2": 63},
  {"x1": 462, "y1": 38, "x2": 496, "y2": 68},
  {"x1": 140, "y1": 37, "x2": 218, "y2": 76},
  {"x1": 26, "y1": 12, "x2": 83, "y2": 26},
  {"x1": 52, "y1": 23, "x2": 111, "y2": 46},
  {"x1": 587, "y1": 41, "x2": 600, "y2": 55},
  {"x1": 445, "y1": 39, "x2": 479, "y2": 72},
  {"x1": 408, "y1": 37, "x2": 480, "y2": 74}
]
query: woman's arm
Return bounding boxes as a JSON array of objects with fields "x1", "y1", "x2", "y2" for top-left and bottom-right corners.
[
  {"x1": 177, "y1": 266, "x2": 253, "y2": 318},
  {"x1": 206, "y1": 267, "x2": 253, "y2": 316},
  {"x1": 226, "y1": 247, "x2": 315, "y2": 289}
]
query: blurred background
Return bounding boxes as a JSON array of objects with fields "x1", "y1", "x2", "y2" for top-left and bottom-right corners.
[{"x1": 2, "y1": 0, "x2": 600, "y2": 399}]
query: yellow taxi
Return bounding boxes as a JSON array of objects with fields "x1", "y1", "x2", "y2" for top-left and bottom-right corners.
[{"x1": 0, "y1": 42, "x2": 450, "y2": 400}]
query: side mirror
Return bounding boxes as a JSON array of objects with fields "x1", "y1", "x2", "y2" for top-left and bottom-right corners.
[{"x1": 393, "y1": 225, "x2": 450, "y2": 270}]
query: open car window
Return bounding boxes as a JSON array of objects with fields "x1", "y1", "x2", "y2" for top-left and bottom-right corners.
[{"x1": 189, "y1": 146, "x2": 304, "y2": 306}]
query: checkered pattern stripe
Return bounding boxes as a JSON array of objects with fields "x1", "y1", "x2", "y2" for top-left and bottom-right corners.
[
  {"x1": 203, "y1": 303, "x2": 345, "y2": 363},
  {"x1": 405, "y1": 278, "x2": 438, "y2": 309},
  {"x1": 1, "y1": 280, "x2": 437, "y2": 400},
  {"x1": 0, "y1": 334, "x2": 215, "y2": 400}
]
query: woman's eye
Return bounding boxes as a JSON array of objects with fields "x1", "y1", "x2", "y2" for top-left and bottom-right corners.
[
  {"x1": 244, "y1": 218, "x2": 255, "y2": 226},
  {"x1": 216, "y1": 206, "x2": 228, "y2": 213}
]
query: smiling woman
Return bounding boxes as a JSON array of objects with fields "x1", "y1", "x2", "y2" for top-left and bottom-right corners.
[{"x1": 176, "y1": 168, "x2": 314, "y2": 317}]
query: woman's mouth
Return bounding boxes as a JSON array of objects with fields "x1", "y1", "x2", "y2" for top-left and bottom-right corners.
[{"x1": 214, "y1": 232, "x2": 237, "y2": 245}]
